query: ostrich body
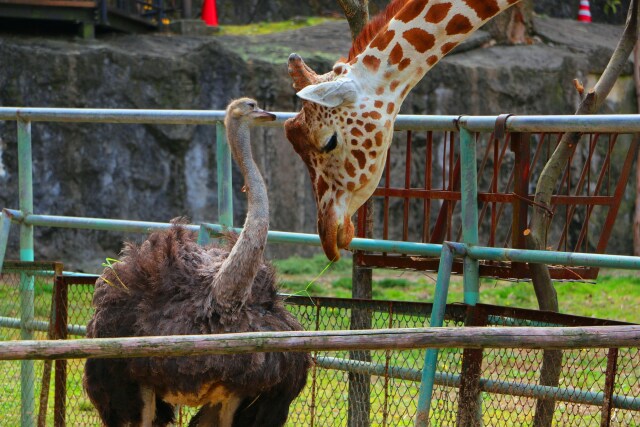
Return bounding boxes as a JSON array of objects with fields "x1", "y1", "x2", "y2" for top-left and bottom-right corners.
[{"x1": 83, "y1": 99, "x2": 311, "y2": 427}]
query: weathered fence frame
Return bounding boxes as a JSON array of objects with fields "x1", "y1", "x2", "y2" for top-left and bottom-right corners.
[{"x1": 1, "y1": 108, "x2": 639, "y2": 426}]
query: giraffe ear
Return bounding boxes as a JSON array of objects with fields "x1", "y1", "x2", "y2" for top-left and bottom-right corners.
[{"x1": 296, "y1": 79, "x2": 358, "y2": 108}]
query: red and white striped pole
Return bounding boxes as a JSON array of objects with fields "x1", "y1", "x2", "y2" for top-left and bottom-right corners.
[{"x1": 578, "y1": 0, "x2": 592, "y2": 23}]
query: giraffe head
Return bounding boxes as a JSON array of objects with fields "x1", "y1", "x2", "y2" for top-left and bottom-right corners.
[
  {"x1": 284, "y1": 53, "x2": 396, "y2": 260},
  {"x1": 285, "y1": 0, "x2": 520, "y2": 260}
]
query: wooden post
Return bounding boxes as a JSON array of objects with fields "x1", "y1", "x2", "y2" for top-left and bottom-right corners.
[
  {"x1": 456, "y1": 306, "x2": 488, "y2": 427},
  {"x1": 349, "y1": 199, "x2": 373, "y2": 427},
  {"x1": 600, "y1": 348, "x2": 619, "y2": 427},
  {"x1": 53, "y1": 275, "x2": 68, "y2": 427}
]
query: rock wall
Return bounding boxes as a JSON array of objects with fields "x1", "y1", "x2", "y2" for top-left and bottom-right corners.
[
  {"x1": 210, "y1": 0, "x2": 630, "y2": 25},
  {"x1": 0, "y1": 16, "x2": 636, "y2": 271}
]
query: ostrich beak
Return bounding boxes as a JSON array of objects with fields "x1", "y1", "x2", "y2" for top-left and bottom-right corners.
[{"x1": 251, "y1": 109, "x2": 277, "y2": 122}]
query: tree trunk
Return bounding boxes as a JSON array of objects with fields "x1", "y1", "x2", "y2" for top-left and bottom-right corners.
[
  {"x1": 336, "y1": 0, "x2": 370, "y2": 39},
  {"x1": 483, "y1": 0, "x2": 535, "y2": 44},
  {"x1": 527, "y1": 2, "x2": 639, "y2": 425}
]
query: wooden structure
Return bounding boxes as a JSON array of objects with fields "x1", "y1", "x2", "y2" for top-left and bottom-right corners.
[{"x1": 0, "y1": 0, "x2": 188, "y2": 38}]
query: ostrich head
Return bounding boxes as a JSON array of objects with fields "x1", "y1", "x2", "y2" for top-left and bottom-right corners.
[{"x1": 225, "y1": 98, "x2": 276, "y2": 125}]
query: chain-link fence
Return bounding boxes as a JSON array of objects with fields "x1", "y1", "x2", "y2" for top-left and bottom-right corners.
[{"x1": 1, "y1": 263, "x2": 639, "y2": 426}]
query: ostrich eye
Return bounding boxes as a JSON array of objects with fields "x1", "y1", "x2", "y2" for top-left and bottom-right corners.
[
  {"x1": 323, "y1": 133, "x2": 338, "y2": 153},
  {"x1": 247, "y1": 102, "x2": 256, "y2": 109}
]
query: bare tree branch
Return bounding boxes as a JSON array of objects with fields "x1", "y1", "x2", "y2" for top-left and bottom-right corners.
[{"x1": 336, "y1": 0, "x2": 369, "y2": 40}]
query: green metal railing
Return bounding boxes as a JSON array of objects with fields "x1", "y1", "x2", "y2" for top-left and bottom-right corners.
[{"x1": 1, "y1": 107, "x2": 639, "y2": 426}]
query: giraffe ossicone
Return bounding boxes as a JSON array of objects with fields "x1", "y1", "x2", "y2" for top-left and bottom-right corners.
[{"x1": 285, "y1": 0, "x2": 521, "y2": 260}]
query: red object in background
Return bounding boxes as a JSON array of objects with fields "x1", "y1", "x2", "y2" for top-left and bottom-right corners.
[
  {"x1": 578, "y1": 0, "x2": 592, "y2": 23},
  {"x1": 202, "y1": 0, "x2": 218, "y2": 26}
]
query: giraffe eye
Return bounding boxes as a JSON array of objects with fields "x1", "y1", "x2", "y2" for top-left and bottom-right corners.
[{"x1": 323, "y1": 133, "x2": 338, "y2": 153}]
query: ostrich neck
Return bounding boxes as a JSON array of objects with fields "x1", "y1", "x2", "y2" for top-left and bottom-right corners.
[{"x1": 212, "y1": 120, "x2": 269, "y2": 313}]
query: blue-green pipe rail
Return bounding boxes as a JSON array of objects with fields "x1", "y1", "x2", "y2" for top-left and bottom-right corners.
[
  {"x1": 3, "y1": 210, "x2": 640, "y2": 270},
  {"x1": 316, "y1": 356, "x2": 640, "y2": 411},
  {"x1": 1, "y1": 107, "x2": 640, "y2": 133},
  {"x1": 415, "y1": 243, "x2": 455, "y2": 427}
]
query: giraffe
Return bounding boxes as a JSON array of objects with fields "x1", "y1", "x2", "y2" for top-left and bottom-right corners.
[{"x1": 284, "y1": 0, "x2": 521, "y2": 260}]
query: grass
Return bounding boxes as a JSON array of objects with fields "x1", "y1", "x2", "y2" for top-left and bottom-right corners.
[
  {"x1": 275, "y1": 255, "x2": 640, "y2": 323},
  {"x1": 218, "y1": 17, "x2": 337, "y2": 36},
  {"x1": 1, "y1": 259, "x2": 639, "y2": 426}
]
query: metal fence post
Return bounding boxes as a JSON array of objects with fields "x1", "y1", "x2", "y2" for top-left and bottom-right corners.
[
  {"x1": 0, "y1": 210, "x2": 11, "y2": 273},
  {"x1": 415, "y1": 243, "x2": 454, "y2": 427},
  {"x1": 459, "y1": 127, "x2": 480, "y2": 306},
  {"x1": 198, "y1": 121, "x2": 233, "y2": 245},
  {"x1": 216, "y1": 121, "x2": 233, "y2": 228},
  {"x1": 459, "y1": 126, "x2": 483, "y2": 423},
  {"x1": 18, "y1": 119, "x2": 36, "y2": 427}
]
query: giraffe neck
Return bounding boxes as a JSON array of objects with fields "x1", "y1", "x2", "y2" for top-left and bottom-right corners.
[{"x1": 349, "y1": 0, "x2": 519, "y2": 115}]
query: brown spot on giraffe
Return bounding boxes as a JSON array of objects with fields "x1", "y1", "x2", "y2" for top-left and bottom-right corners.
[
  {"x1": 356, "y1": 119, "x2": 364, "y2": 126},
  {"x1": 364, "y1": 123, "x2": 376, "y2": 132},
  {"x1": 369, "y1": 151, "x2": 377, "y2": 159},
  {"x1": 363, "y1": 139, "x2": 373, "y2": 149},
  {"x1": 351, "y1": 128, "x2": 363, "y2": 137},
  {"x1": 347, "y1": 182, "x2": 356, "y2": 191},
  {"x1": 364, "y1": 111, "x2": 382, "y2": 120},
  {"x1": 359, "y1": 174, "x2": 369, "y2": 185},
  {"x1": 369, "y1": 164, "x2": 378, "y2": 173},
  {"x1": 386, "y1": 103, "x2": 395, "y2": 114},
  {"x1": 316, "y1": 175, "x2": 329, "y2": 200},
  {"x1": 390, "y1": 80, "x2": 401, "y2": 92},
  {"x1": 427, "y1": 55, "x2": 438, "y2": 66},
  {"x1": 351, "y1": 139, "x2": 358, "y2": 146},
  {"x1": 446, "y1": 14, "x2": 473, "y2": 35},
  {"x1": 336, "y1": 190, "x2": 344, "y2": 199},
  {"x1": 374, "y1": 100, "x2": 384, "y2": 109},
  {"x1": 344, "y1": 159, "x2": 357, "y2": 178},
  {"x1": 389, "y1": 43, "x2": 403, "y2": 65},
  {"x1": 352, "y1": 150, "x2": 367, "y2": 169},
  {"x1": 376, "y1": 86, "x2": 385, "y2": 95},
  {"x1": 363, "y1": 55, "x2": 381, "y2": 73},
  {"x1": 396, "y1": 0, "x2": 429, "y2": 23},
  {"x1": 347, "y1": 118, "x2": 353, "y2": 125},
  {"x1": 374, "y1": 132, "x2": 384, "y2": 146},
  {"x1": 464, "y1": 0, "x2": 499, "y2": 19},
  {"x1": 425, "y1": 2, "x2": 452, "y2": 23},
  {"x1": 370, "y1": 29, "x2": 395, "y2": 52},
  {"x1": 398, "y1": 58, "x2": 412, "y2": 71},
  {"x1": 441, "y1": 42, "x2": 457, "y2": 55},
  {"x1": 402, "y1": 28, "x2": 435, "y2": 53}
]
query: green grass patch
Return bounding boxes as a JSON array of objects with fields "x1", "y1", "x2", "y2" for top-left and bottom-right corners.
[{"x1": 219, "y1": 17, "x2": 337, "y2": 36}]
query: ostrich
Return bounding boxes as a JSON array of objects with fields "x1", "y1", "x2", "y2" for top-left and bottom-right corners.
[{"x1": 83, "y1": 98, "x2": 311, "y2": 427}]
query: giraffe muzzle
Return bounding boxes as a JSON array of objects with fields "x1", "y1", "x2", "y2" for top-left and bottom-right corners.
[{"x1": 318, "y1": 214, "x2": 354, "y2": 261}]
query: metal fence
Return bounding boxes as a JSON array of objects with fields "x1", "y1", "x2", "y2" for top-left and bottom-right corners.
[
  {"x1": 1, "y1": 265, "x2": 638, "y2": 426},
  {"x1": 356, "y1": 129, "x2": 638, "y2": 281},
  {"x1": 1, "y1": 109, "x2": 640, "y2": 426}
]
